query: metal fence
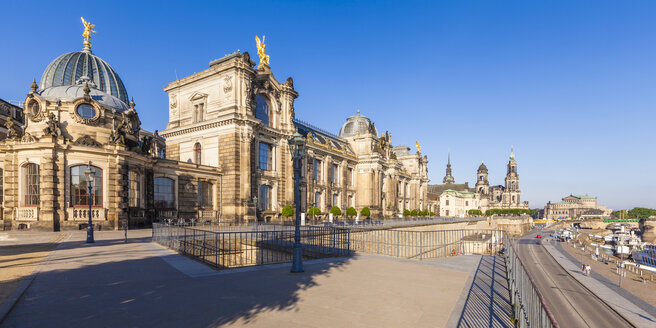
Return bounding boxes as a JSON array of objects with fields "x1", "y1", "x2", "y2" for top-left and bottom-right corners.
[
  {"x1": 152, "y1": 223, "x2": 351, "y2": 269},
  {"x1": 349, "y1": 229, "x2": 504, "y2": 260},
  {"x1": 504, "y1": 235, "x2": 559, "y2": 328}
]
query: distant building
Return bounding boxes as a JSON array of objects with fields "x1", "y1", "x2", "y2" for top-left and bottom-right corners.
[
  {"x1": 0, "y1": 98, "x2": 24, "y2": 139},
  {"x1": 427, "y1": 149, "x2": 529, "y2": 217},
  {"x1": 543, "y1": 194, "x2": 612, "y2": 219}
]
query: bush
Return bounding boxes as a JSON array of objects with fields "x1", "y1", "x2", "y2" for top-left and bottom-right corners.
[
  {"x1": 429, "y1": 212, "x2": 435, "y2": 216},
  {"x1": 346, "y1": 207, "x2": 357, "y2": 217},
  {"x1": 411, "y1": 209, "x2": 418, "y2": 217},
  {"x1": 330, "y1": 206, "x2": 342, "y2": 216},
  {"x1": 468, "y1": 209, "x2": 482, "y2": 216},
  {"x1": 361, "y1": 207, "x2": 371, "y2": 217},
  {"x1": 307, "y1": 207, "x2": 321, "y2": 216},
  {"x1": 281, "y1": 205, "x2": 295, "y2": 217},
  {"x1": 403, "y1": 209, "x2": 411, "y2": 217}
]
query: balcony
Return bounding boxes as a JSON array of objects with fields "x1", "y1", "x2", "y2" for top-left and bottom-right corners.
[
  {"x1": 155, "y1": 209, "x2": 178, "y2": 220},
  {"x1": 67, "y1": 208, "x2": 107, "y2": 221},
  {"x1": 16, "y1": 207, "x2": 39, "y2": 221}
]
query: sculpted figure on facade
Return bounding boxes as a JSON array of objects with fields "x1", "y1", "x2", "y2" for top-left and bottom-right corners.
[
  {"x1": 255, "y1": 35, "x2": 270, "y2": 65},
  {"x1": 109, "y1": 121, "x2": 127, "y2": 145},
  {"x1": 42, "y1": 112, "x2": 62, "y2": 138},
  {"x1": 5, "y1": 119, "x2": 19, "y2": 140}
]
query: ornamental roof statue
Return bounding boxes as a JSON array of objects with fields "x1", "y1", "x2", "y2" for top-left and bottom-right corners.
[
  {"x1": 255, "y1": 35, "x2": 270, "y2": 66},
  {"x1": 81, "y1": 17, "x2": 96, "y2": 49}
]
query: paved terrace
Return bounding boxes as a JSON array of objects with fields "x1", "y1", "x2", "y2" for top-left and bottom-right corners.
[{"x1": 0, "y1": 230, "x2": 513, "y2": 328}]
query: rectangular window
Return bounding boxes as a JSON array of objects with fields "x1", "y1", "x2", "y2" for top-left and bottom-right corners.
[
  {"x1": 332, "y1": 194, "x2": 338, "y2": 207},
  {"x1": 313, "y1": 159, "x2": 320, "y2": 181},
  {"x1": 314, "y1": 191, "x2": 321, "y2": 209},
  {"x1": 259, "y1": 143, "x2": 272, "y2": 170},
  {"x1": 198, "y1": 181, "x2": 213, "y2": 210},
  {"x1": 259, "y1": 185, "x2": 271, "y2": 210},
  {"x1": 348, "y1": 168, "x2": 353, "y2": 186},
  {"x1": 154, "y1": 177, "x2": 175, "y2": 209},
  {"x1": 129, "y1": 171, "x2": 140, "y2": 208},
  {"x1": 0, "y1": 168, "x2": 3, "y2": 205},
  {"x1": 331, "y1": 164, "x2": 337, "y2": 184},
  {"x1": 24, "y1": 164, "x2": 40, "y2": 206}
]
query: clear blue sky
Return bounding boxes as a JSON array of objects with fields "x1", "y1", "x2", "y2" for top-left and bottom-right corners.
[{"x1": 1, "y1": 1, "x2": 655, "y2": 210}]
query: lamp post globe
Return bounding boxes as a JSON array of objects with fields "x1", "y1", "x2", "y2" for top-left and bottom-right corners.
[
  {"x1": 288, "y1": 131, "x2": 306, "y2": 273},
  {"x1": 84, "y1": 164, "x2": 94, "y2": 243}
]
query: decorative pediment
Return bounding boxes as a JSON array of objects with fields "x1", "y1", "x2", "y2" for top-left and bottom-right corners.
[
  {"x1": 188, "y1": 92, "x2": 208, "y2": 102},
  {"x1": 21, "y1": 132, "x2": 38, "y2": 143},
  {"x1": 74, "y1": 135, "x2": 102, "y2": 148}
]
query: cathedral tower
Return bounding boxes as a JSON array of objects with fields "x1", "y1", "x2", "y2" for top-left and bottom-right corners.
[
  {"x1": 504, "y1": 147, "x2": 520, "y2": 204},
  {"x1": 475, "y1": 161, "x2": 489, "y2": 195},
  {"x1": 443, "y1": 153, "x2": 455, "y2": 184}
]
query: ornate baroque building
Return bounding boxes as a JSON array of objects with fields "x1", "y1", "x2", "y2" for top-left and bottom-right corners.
[
  {"x1": 427, "y1": 149, "x2": 529, "y2": 217},
  {"x1": 543, "y1": 194, "x2": 612, "y2": 219}
]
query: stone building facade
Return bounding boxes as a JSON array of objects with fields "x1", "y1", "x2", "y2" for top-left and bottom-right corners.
[
  {"x1": 543, "y1": 194, "x2": 612, "y2": 219},
  {"x1": 0, "y1": 39, "x2": 221, "y2": 231},
  {"x1": 161, "y1": 51, "x2": 430, "y2": 222}
]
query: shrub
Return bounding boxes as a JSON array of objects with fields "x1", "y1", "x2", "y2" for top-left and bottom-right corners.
[
  {"x1": 330, "y1": 206, "x2": 342, "y2": 216},
  {"x1": 361, "y1": 207, "x2": 371, "y2": 217},
  {"x1": 346, "y1": 207, "x2": 357, "y2": 217},
  {"x1": 411, "y1": 209, "x2": 418, "y2": 217},
  {"x1": 484, "y1": 208, "x2": 530, "y2": 216},
  {"x1": 468, "y1": 209, "x2": 482, "y2": 216},
  {"x1": 281, "y1": 205, "x2": 295, "y2": 217},
  {"x1": 307, "y1": 207, "x2": 321, "y2": 216},
  {"x1": 429, "y1": 212, "x2": 435, "y2": 216},
  {"x1": 403, "y1": 209, "x2": 411, "y2": 217}
]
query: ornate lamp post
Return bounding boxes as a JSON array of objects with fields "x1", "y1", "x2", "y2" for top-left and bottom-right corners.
[
  {"x1": 288, "y1": 131, "x2": 306, "y2": 273},
  {"x1": 84, "y1": 163, "x2": 94, "y2": 244}
]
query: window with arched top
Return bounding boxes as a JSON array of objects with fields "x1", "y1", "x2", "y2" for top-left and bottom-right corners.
[
  {"x1": 70, "y1": 165, "x2": 102, "y2": 206},
  {"x1": 154, "y1": 177, "x2": 175, "y2": 209},
  {"x1": 23, "y1": 164, "x2": 40, "y2": 206},
  {"x1": 194, "y1": 143, "x2": 202, "y2": 164},
  {"x1": 255, "y1": 95, "x2": 270, "y2": 126}
]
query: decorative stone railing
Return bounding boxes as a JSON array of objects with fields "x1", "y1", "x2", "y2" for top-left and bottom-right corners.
[
  {"x1": 155, "y1": 209, "x2": 178, "y2": 219},
  {"x1": 199, "y1": 210, "x2": 217, "y2": 220},
  {"x1": 16, "y1": 207, "x2": 39, "y2": 221},
  {"x1": 67, "y1": 208, "x2": 107, "y2": 221}
]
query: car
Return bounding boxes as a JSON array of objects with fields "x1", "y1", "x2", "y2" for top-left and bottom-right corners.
[{"x1": 536, "y1": 235, "x2": 542, "y2": 238}]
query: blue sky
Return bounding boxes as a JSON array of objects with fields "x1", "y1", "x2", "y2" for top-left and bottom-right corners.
[{"x1": 1, "y1": 1, "x2": 655, "y2": 210}]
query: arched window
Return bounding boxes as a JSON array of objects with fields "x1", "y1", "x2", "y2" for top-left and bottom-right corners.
[
  {"x1": 255, "y1": 95, "x2": 270, "y2": 126},
  {"x1": 154, "y1": 177, "x2": 175, "y2": 209},
  {"x1": 259, "y1": 185, "x2": 272, "y2": 210},
  {"x1": 332, "y1": 194, "x2": 338, "y2": 207},
  {"x1": 23, "y1": 164, "x2": 40, "y2": 206},
  {"x1": 194, "y1": 143, "x2": 202, "y2": 164},
  {"x1": 128, "y1": 171, "x2": 140, "y2": 208},
  {"x1": 198, "y1": 181, "x2": 213, "y2": 210},
  {"x1": 70, "y1": 165, "x2": 102, "y2": 206}
]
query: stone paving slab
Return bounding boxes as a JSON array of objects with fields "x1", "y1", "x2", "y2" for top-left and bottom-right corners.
[
  {"x1": 2, "y1": 230, "x2": 476, "y2": 328},
  {"x1": 543, "y1": 240, "x2": 656, "y2": 327}
]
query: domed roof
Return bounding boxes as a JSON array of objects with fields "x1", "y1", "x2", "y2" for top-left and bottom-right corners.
[
  {"x1": 39, "y1": 49, "x2": 129, "y2": 104},
  {"x1": 478, "y1": 161, "x2": 488, "y2": 172},
  {"x1": 339, "y1": 110, "x2": 378, "y2": 138},
  {"x1": 39, "y1": 85, "x2": 129, "y2": 112}
]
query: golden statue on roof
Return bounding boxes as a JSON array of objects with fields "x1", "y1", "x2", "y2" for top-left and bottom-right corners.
[
  {"x1": 81, "y1": 17, "x2": 96, "y2": 48},
  {"x1": 255, "y1": 35, "x2": 270, "y2": 66},
  {"x1": 416, "y1": 141, "x2": 421, "y2": 153}
]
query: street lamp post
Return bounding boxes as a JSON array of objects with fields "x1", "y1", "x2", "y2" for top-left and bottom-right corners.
[
  {"x1": 84, "y1": 163, "x2": 94, "y2": 244},
  {"x1": 253, "y1": 195, "x2": 258, "y2": 227},
  {"x1": 288, "y1": 131, "x2": 306, "y2": 273}
]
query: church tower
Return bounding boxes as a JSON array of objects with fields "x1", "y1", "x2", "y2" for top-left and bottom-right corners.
[
  {"x1": 475, "y1": 161, "x2": 489, "y2": 195},
  {"x1": 504, "y1": 147, "x2": 520, "y2": 205},
  {"x1": 443, "y1": 153, "x2": 455, "y2": 184}
]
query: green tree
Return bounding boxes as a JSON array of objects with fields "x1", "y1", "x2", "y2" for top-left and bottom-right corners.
[
  {"x1": 468, "y1": 209, "x2": 482, "y2": 216},
  {"x1": 411, "y1": 209, "x2": 418, "y2": 217},
  {"x1": 361, "y1": 207, "x2": 371, "y2": 217},
  {"x1": 346, "y1": 207, "x2": 357, "y2": 217},
  {"x1": 429, "y1": 211, "x2": 435, "y2": 216},
  {"x1": 307, "y1": 207, "x2": 321, "y2": 216},
  {"x1": 330, "y1": 206, "x2": 342, "y2": 216},
  {"x1": 403, "y1": 209, "x2": 411, "y2": 217},
  {"x1": 281, "y1": 205, "x2": 294, "y2": 217}
]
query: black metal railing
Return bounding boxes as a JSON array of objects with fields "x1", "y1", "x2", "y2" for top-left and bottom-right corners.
[
  {"x1": 504, "y1": 235, "x2": 559, "y2": 328},
  {"x1": 153, "y1": 223, "x2": 351, "y2": 269}
]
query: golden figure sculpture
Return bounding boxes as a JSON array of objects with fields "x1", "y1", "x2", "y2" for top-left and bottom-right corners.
[
  {"x1": 416, "y1": 141, "x2": 421, "y2": 153},
  {"x1": 81, "y1": 17, "x2": 96, "y2": 47},
  {"x1": 255, "y1": 35, "x2": 270, "y2": 65}
]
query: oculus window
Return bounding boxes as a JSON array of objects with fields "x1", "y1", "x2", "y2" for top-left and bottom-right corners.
[{"x1": 76, "y1": 104, "x2": 96, "y2": 119}]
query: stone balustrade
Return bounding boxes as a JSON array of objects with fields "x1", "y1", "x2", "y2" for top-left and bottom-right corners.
[
  {"x1": 15, "y1": 207, "x2": 39, "y2": 221},
  {"x1": 67, "y1": 208, "x2": 107, "y2": 221}
]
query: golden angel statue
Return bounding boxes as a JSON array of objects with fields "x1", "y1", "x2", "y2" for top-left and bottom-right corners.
[
  {"x1": 416, "y1": 141, "x2": 421, "y2": 153},
  {"x1": 255, "y1": 35, "x2": 270, "y2": 65},
  {"x1": 81, "y1": 17, "x2": 96, "y2": 47}
]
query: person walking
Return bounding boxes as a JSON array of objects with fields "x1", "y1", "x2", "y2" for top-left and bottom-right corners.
[{"x1": 582, "y1": 264, "x2": 587, "y2": 276}]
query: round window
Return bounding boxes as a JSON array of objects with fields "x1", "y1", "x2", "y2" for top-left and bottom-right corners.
[
  {"x1": 28, "y1": 100, "x2": 40, "y2": 116},
  {"x1": 76, "y1": 104, "x2": 96, "y2": 119}
]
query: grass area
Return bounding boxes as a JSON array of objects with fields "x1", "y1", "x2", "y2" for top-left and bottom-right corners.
[{"x1": 0, "y1": 243, "x2": 58, "y2": 305}]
